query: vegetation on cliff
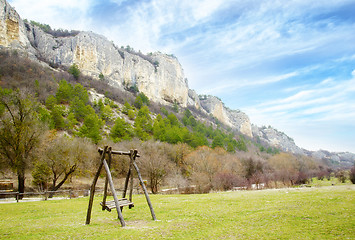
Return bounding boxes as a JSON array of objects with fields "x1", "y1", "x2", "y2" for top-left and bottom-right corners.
[{"x1": 0, "y1": 50, "x2": 353, "y2": 195}]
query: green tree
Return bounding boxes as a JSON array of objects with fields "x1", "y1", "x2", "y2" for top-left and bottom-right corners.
[
  {"x1": 45, "y1": 95, "x2": 57, "y2": 109},
  {"x1": 127, "y1": 109, "x2": 135, "y2": 120},
  {"x1": 173, "y1": 100, "x2": 179, "y2": 112},
  {"x1": 227, "y1": 141, "x2": 236, "y2": 153},
  {"x1": 212, "y1": 134, "x2": 224, "y2": 149},
  {"x1": 167, "y1": 113, "x2": 180, "y2": 126},
  {"x1": 77, "y1": 112, "x2": 103, "y2": 144},
  {"x1": 65, "y1": 112, "x2": 78, "y2": 131},
  {"x1": 110, "y1": 117, "x2": 133, "y2": 142},
  {"x1": 68, "y1": 64, "x2": 80, "y2": 80},
  {"x1": 236, "y1": 136, "x2": 247, "y2": 152},
  {"x1": 37, "y1": 105, "x2": 52, "y2": 126},
  {"x1": 56, "y1": 79, "x2": 73, "y2": 104},
  {"x1": 153, "y1": 114, "x2": 167, "y2": 141},
  {"x1": 72, "y1": 83, "x2": 89, "y2": 104},
  {"x1": 100, "y1": 105, "x2": 113, "y2": 121},
  {"x1": 50, "y1": 104, "x2": 65, "y2": 129},
  {"x1": 0, "y1": 89, "x2": 45, "y2": 196},
  {"x1": 165, "y1": 126, "x2": 183, "y2": 144},
  {"x1": 122, "y1": 101, "x2": 132, "y2": 115},
  {"x1": 134, "y1": 106, "x2": 153, "y2": 140},
  {"x1": 189, "y1": 132, "x2": 209, "y2": 148},
  {"x1": 134, "y1": 92, "x2": 150, "y2": 109},
  {"x1": 70, "y1": 97, "x2": 89, "y2": 121},
  {"x1": 99, "y1": 72, "x2": 105, "y2": 81},
  {"x1": 160, "y1": 107, "x2": 169, "y2": 116}
]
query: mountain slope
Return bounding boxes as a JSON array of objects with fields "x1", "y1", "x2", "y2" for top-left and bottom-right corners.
[{"x1": 1, "y1": 0, "x2": 354, "y2": 163}]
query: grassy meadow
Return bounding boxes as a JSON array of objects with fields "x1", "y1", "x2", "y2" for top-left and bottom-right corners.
[{"x1": 0, "y1": 185, "x2": 354, "y2": 239}]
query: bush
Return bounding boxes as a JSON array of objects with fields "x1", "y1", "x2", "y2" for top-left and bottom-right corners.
[
  {"x1": 32, "y1": 162, "x2": 51, "y2": 191},
  {"x1": 68, "y1": 64, "x2": 80, "y2": 80},
  {"x1": 350, "y1": 166, "x2": 355, "y2": 184},
  {"x1": 336, "y1": 170, "x2": 347, "y2": 183},
  {"x1": 110, "y1": 117, "x2": 133, "y2": 142},
  {"x1": 213, "y1": 171, "x2": 242, "y2": 191}
]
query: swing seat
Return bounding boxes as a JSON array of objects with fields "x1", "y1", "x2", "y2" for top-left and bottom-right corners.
[{"x1": 100, "y1": 198, "x2": 134, "y2": 212}]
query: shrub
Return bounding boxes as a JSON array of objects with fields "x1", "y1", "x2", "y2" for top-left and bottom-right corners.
[
  {"x1": 349, "y1": 166, "x2": 355, "y2": 184},
  {"x1": 213, "y1": 171, "x2": 242, "y2": 191},
  {"x1": 110, "y1": 117, "x2": 133, "y2": 142},
  {"x1": 68, "y1": 64, "x2": 80, "y2": 80},
  {"x1": 32, "y1": 162, "x2": 51, "y2": 191},
  {"x1": 336, "y1": 170, "x2": 347, "y2": 183}
]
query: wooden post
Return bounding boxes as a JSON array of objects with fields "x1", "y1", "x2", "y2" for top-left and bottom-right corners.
[
  {"x1": 132, "y1": 156, "x2": 157, "y2": 220},
  {"x1": 85, "y1": 146, "x2": 107, "y2": 225},
  {"x1": 122, "y1": 168, "x2": 131, "y2": 198},
  {"x1": 129, "y1": 150, "x2": 135, "y2": 206},
  {"x1": 102, "y1": 147, "x2": 112, "y2": 210},
  {"x1": 103, "y1": 158, "x2": 126, "y2": 227}
]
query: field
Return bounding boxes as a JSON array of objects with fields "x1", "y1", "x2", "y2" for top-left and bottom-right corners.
[{"x1": 1, "y1": 185, "x2": 354, "y2": 239}]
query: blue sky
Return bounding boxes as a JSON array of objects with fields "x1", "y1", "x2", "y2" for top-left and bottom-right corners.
[{"x1": 9, "y1": 0, "x2": 355, "y2": 153}]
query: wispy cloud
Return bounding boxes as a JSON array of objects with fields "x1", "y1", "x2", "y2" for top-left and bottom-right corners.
[
  {"x1": 202, "y1": 71, "x2": 299, "y2": 94},
  {"x1": 245, "y1": 71, "x2": 355, "y2": 151}
]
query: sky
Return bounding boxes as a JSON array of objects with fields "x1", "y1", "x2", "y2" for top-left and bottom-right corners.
[{"x1": 8, "y1": 0, "x2": 355, "y2": 153}]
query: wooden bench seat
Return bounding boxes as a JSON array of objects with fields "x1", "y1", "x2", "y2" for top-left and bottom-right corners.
[{"x1": 100, "y1": 198, "x2": 134, "y2": 212}]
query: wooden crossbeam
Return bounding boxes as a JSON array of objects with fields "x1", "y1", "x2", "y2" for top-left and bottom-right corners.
[{"x1": 98, "y1": 148, "x2": 140, "y2": 157}]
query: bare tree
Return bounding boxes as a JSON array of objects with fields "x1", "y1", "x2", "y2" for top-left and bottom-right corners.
[
  {"x1": 0, "y1": 89, "x2": 45, "y2": 196},
  {"x1": 185, "y1": 146, "x2": 223, "y2": 193},
  {"x1": 38, "y1": 133, "x2": 96, "y2": 195},
  {"x1": 268, "y1": 153, "x2": 299, "y2": 186},
  {"x1": 138, "y1": 141, "x2": 174, "y2": 194}
]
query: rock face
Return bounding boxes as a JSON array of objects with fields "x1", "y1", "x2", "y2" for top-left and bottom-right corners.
[
  {"x1": 310, "y1": 150, "x2": 355, "y2": 168},
  {"x1": 252, "y1": 125, "x2": 304, "y2": 154},
  {"x1": 26, "y1": 27, "x2": 189, "y2": 107},
  {"x1": 0, "y1": 0, "x2": 33, "y2": 51},
  {"x1": 199, "y1": 95, "x2": 253, "y2": 137}
]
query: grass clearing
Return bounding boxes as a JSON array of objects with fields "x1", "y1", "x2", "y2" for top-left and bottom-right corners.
[{"x1": 1, "y1": 185, "x2": 354, "y2": 239}]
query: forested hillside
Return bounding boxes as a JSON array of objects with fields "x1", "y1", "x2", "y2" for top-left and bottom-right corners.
[{"x1": 2, "y1": 49, "x2": 354, "y2": 197}]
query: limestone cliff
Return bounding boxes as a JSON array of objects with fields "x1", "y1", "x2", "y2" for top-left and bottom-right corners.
[
  {"x1": 309, "y1": 150, "x2": 355, "y2": 168},
  {"x1": 252, "y1": 125, "x2": 304, "y2": 154},
  {"x1": 0, "y1": 0, "x2": 34, "y2": 52},
  {"x1": 25, "y1": 26, "x2": 189, "y2": 107},
  {"x1": 199, "y1": 95, "x2": 253, "y2": 137},
  {"x1": 0, "y1": 0, "x2": 251, "y2": 138}
]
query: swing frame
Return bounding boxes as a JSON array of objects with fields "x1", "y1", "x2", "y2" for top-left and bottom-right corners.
[{"x1": 85, "y1": 146, "x2": 156, "y2": 227}]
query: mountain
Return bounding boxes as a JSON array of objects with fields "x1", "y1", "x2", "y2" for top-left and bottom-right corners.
[
  {"x1": 0, "y1": 0, "x2": 253, "y2": 138},
  {"x1": 1, "y1": 0, "x2": 354, "y2": 163},
  {"x1": 252, "y1": 125, "x2": 304, "y2": 155}
]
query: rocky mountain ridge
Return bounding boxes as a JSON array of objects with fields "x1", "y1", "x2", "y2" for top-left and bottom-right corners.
[{"x1": 1, "y1": 0, "x2": 354, "y2": 164}]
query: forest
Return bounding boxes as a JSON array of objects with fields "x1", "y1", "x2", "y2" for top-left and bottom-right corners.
[{"x1": 1, "y1": 49, "x2": 354, "y2": 197}]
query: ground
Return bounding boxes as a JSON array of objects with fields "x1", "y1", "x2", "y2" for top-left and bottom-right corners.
[{"x1": 0, "y1": 185, "x2": 354, "y2": 239}]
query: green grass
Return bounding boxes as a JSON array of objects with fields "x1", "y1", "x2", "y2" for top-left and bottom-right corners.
[
  {"x1": 1, "y1": 185, "x2": 354, "y2": 239},
  {"x1": 308, "y1": 177, "x2": 352, "y2": 187}
]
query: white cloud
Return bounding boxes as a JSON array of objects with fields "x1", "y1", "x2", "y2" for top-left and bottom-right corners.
[
  {"x1": 202, "y1": 71, "x2": 299, "y2": 95},
  {"x1": 9, "y1": 0, "x2": 93, "y2": 30},
  {"x1": 245, "y1": 72, "x2": 355, "y2": 151}
]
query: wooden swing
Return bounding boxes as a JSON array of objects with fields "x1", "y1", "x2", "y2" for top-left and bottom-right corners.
[{"x1": 85, "y1": 146, "x2": 156, "y2": 227}]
